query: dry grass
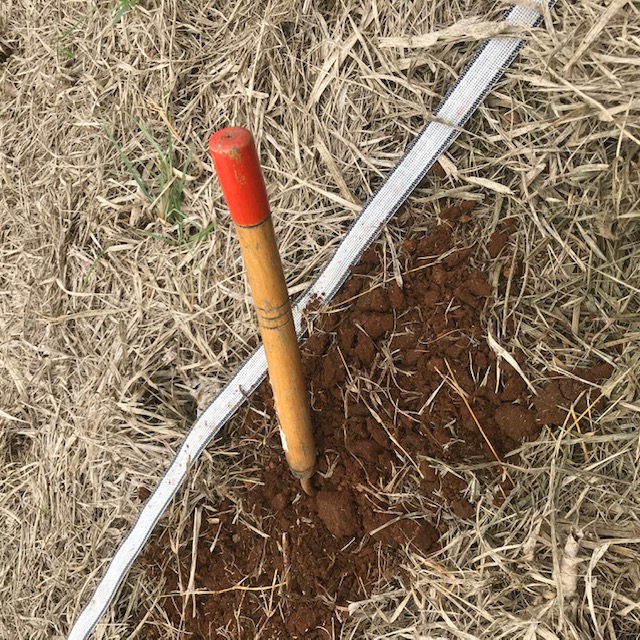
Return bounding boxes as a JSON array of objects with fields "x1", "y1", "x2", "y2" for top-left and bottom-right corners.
[{"x1": 0, "y1": 0, "x2": 639, "y2": 638}]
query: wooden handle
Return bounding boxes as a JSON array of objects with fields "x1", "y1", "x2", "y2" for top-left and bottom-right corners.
[{"x1": 209, "y1": 127, "x2": 316, "y2": 481}]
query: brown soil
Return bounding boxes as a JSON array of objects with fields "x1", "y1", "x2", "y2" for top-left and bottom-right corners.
[{"x1": 140, "y1": 220, "x2": 611, "y2": 640}]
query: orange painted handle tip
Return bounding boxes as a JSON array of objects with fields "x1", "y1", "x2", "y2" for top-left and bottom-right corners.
[{"x1": 209, "y1": 127, "x2": 270, "y2": 227}]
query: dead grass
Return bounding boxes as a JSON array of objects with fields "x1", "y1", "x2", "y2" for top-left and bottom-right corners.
[{"x1": 0, "y1": 0, "x2": 639, "y2": 638}]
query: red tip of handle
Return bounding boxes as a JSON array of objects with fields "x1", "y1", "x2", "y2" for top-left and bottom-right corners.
[{"x1": 209, "y1": 127, "x2": 270, "y2": 227}]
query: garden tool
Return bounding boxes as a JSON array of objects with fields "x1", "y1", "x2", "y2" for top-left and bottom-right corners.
[{"x1": 209, "y1": 127, "x2": 317, "y2": 496}]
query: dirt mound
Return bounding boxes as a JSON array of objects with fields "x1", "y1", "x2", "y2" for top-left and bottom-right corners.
[{"x1": 141, "y1": 223, "x2": 611, "y2": 639}]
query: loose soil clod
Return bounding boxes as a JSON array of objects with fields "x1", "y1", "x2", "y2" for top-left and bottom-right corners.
[{"x1": 142, "y1": 222, "x2": 611, "y2": 639}]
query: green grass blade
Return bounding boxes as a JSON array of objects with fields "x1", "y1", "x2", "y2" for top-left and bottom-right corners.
[
  {"x1": 138, "y1": 122, "x2": 168, "y2": 167},
  {"x1": 102, "y1": 123, "x2": 151, "y2": 201},
  {"x1": 139, "y1": 230, "x2": 178, "y2": 246},
  {"x1": 185, "y1": 222, "x2": 215, "y2": 244}
]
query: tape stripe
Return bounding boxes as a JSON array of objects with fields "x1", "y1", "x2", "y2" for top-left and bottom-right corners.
[{"x1": 67, "y1": 4, "x2": 553, "y2": 638}]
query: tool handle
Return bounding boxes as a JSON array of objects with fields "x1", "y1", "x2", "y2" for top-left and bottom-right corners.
[{"x1": 209, "y1": 127, "x2": 316, "y2": 483}]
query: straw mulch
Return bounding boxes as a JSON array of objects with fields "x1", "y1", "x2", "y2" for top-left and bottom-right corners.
[{"x1": 1, "y1": 1, "x2": 639, "y2": 638}]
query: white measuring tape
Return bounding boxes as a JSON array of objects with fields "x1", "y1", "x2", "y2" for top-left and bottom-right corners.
[{"x1": 68, "y1": 3, "x2": 553, "y2": 638}]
